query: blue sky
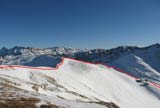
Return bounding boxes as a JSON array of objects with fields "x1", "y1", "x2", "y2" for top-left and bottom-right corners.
[{"x1": 0, "y1": 0, "x2": 160, "y2": 49}]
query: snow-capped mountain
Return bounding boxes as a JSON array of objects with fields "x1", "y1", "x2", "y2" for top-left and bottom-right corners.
[
  {"x1": 0, "y1": 44, "x2": 160, "y2": 82},
  {"x1": 75, "y1": 44, "x2": 160, "y2": 82},
  {"x1": 0, "y1": 58, "x2": 160, "y2": 108},
  {"x1": 0, "y1": 46, "x2": 81, "y2": 67},
  {"x1": 0, "y1": 46, "x2": 81, "y2": 56}
]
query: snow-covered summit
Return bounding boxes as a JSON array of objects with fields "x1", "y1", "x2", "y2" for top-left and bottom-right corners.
[
  {"x1": 1, "y1": 44, "x2": 160, "y2": 83},
  {"x1": 0, "y1": 58, "x2": 160, "y2": 108}
]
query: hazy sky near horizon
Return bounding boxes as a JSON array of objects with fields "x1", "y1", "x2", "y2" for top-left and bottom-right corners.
[{"x1": 0, "y1": 0, "x2": 160, "y2": 49}]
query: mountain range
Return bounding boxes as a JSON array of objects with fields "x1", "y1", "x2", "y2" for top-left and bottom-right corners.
[
  {"x1": 0, "y1": 44, "x2": 160, "y2": 83},
  {"x1": 0, "y1": 44, "x2": 160, "y2": 108},
  {"x1": 0, "y1": 57, "x2": 160, "y2": 108}
]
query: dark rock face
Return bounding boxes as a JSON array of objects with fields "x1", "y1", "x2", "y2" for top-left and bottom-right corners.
[
  {"x1": 40, "y1": 105, "x2": 59, "y2": 108},
  {"x1": 0, "y1": 98, "x2": 40, "y2": 108}
]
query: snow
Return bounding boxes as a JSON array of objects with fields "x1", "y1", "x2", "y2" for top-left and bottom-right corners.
[
  {"x1": 134, "y1": 45, "x2": 160, "y2": 72},
  {"x1": 110, "y1": 53, "x2": 160, "y2": 81},
  {"x1": 1, "y1": 45, "x2": 160, "y2": 86},
  {"x1": 0, "y1": 58, "x2": 160, "y2": 108}
]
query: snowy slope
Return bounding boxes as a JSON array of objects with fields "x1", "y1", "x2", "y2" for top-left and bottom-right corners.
[
  {"x1": 134, "y1": 44, "x2": 160, "y2": 72},
  {"x1": 75, "y1": 44, "x2": 160, "y2": 83},
  {"x1": 0, "y1": 46, "x2": 81, "y2": 67},
  {"x1": 110, "y1": 54, "x2": 160, "y2": 82},
  {"x1": 1, "y1": 44, "x2": 160, "y2": 84},
  {"x1": 0, "y1": 58, "x2": 160, "y2": 108}
]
